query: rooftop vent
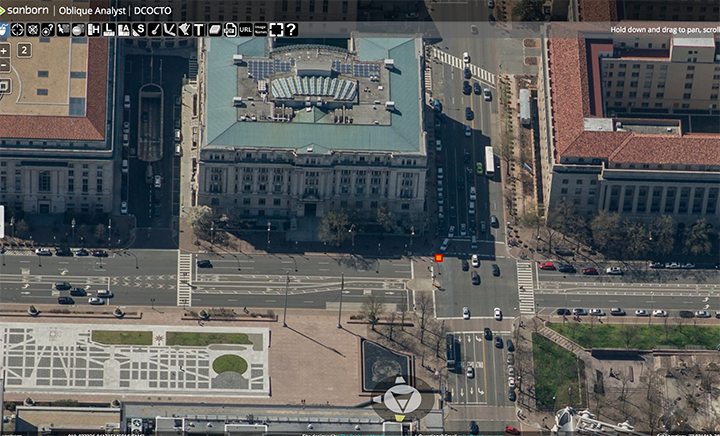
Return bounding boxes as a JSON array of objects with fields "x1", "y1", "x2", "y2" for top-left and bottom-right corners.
[
  {"x1": 233, "y1": 97, "x2": 243, "y2": 107},
  {"x1": 233, "y1": 54, "x2": 244, "y2": 65},
  {"x1": 385, "y1": 101, "x2": 395, "y2": 110},
  {"x1": 384, "y1": 59, "x2": 395, "y2": 69}
]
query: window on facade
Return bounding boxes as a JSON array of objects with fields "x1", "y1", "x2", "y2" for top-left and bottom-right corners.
[
  {"x1": 401, "y1": 203, "x2": 410, "y2": 210},
  {"x1": 82, "y1": 179, "x2": 88, "y2": 193},
  {"x1": 38, "y1": 171, "x2": 51, "y2": 192},
  {"x1": 258, "y1": 198, "x2": 266, "y2": 206}
]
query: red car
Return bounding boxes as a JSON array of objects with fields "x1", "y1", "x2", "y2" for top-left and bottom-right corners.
[
  {"x1": 582, "y1": 267, "x2": 598, "y2": 275},
  {"x1": 539, "y1": 262, "x2": 555, "y2": 270},
  {"x1": 505, "y1": 426, "x2": 521, "y2": 435}
]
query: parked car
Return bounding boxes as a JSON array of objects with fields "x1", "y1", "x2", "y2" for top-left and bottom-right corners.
[
  {"x1": 649, "y1": 261, "x2": 664, "y2": 269},
  {"x1": 471, "y1": 271, "x2": 480, "y2": 285},
  {"x1": 74, "y1": 248, "x2": 89, "y2": 256},
  {"x1": 507, "y1": 366, "x2": 515, "y2": 376},
  {"x1": 589, "y1": 309, "x2": 606, "y2": 316},
  {"x1": 463, "y1": 307, "x2": 471, "y2": 320},
  {"x1": 154, "y1": 175, "x2": 162, "y2": 188},
  {"x1": 508, "y1": 377, "x2": 516, "y2": 388},
  {"x1": 470, "y1": 421, "x2": 480, "y2": 435},
  {"x1": 465, "y1": 107, "x2": 474, "y2": 120},
  {"x1": 695, "y1": 310, "x2": 711, "y2": 318},
  {"x1": 665, "y1": 262, "x2": 681, "y2": 269},
  {"x1": 492, "y1": 264, "x2": 500, "y2": 276},
  {"x1": 460, "y1": 223, "x2": 467, "y2": 236},
  {"x1": 464, "y1": 67, "x2": 471, "y2": 79},
  {"x1": 470, "y1": 255, "x2": 479, "y2": 269},
  {"x1": 197, "y1": 259, "x2": 213, "y2": 268},
  {"x1": 572, "y1": 308, "x2": 588, "y2": 316},
  {"x1": 582, "y1": 267, "x2": 598, "y2": 275},
  {"x1": 35, "y1": 248, "x2": 52, "y2": 256},
  {"x1": 507, "y1": 354, "x2": 515, "y2": 365},
  {"x1": 494, "y1": 307, "x2": 502, "y2": 321},
  {"x1": 508, "y1": 388, "x2": 516, "y2": 402},
  {"x1": 470, "y1": 25, "x2": 478, "y2": 35},
  {"x1": 440, "y1": 238, "x2": 450, "y2": 252},
  {"x1": 462, "y1": 259, "x2": 469, "y2": 271},
  {"x1": 715, "y1": 311, "x2": 720, "y2": 319},
  {"x1": 471, "y1": 236, "x2": 478, "y2": 250},
  {"x1": 556, "y1": 308, "x2": 571, "y2": 316},
  {"x1": 558, "y1": 264, "x2": 576, "y2": 273},
  {"x1": 495, "y1": 336, "x2": 503, "y2": 348},
  {"x1": 487, "y1": 0, "x2": 495, "y2": 7},
  {"x1": 539, "y1": 262, "x2": 555, "y2": 270},
  {"x1": 505, "y1": 426, "x2": 520, "y2": 435},
  {"x1": 652, "y1": 309, "x2": 668, "y2": 317},
  {"x1": 679, "y1": 310, "x2": 694, "y2": 318},
  {"x1": 635, "y1": 310, "x2": 650, "y2": 317},
  {"x1": 97, "y1": 290, "x2": 113, "y2": 298},
  {"x1": 120, "y1": 201, "x2": 128, "y2": 215},
  {"x1": 88, "y1": 297, "x2": 104, "y2": 305},
  {"x1": 91, "y1": 250, "x2": 108, "y2": 257},
  {"x1": 484, "y1": 328, "x2": 492, "y2": 340},
  {"x1": 58, "y1": 296, "x2": 74, "y2": 305},
  {"x1": 448, "y1": 225, "x2": 455, "y2": 238},
  {"x1": 474, "y1": 82, "x2": 481, "y2": 95},
  {"x1": 681, "y1": 263, "x2": 696, "y2": 269},
  {"x1": 405, "y1": 12, "x2": 419, "y2": 18},
  {"x1": 610, "y1": 307, "x2": 626, "y2": 316},
  {"x1": 606, "y1": 267, "x2": 623, "y2": 275},
  {"x1": 506, "y1": 339, "x2": 514, "y2": 352},
  {"x1": 55, "y1": 247, "x2": 73, "y2": 257}
]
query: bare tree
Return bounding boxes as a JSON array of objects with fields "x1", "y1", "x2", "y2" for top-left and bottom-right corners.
[
  {"x1": 639, "y1": 368, "x2": 664, "y2": 434},
  {"x1": 433, "y1": 321, "x2": 447, "y2": 359},
  {"x1": 675, "y1": 314, "x2": 688, "y2": 335},
  {"x1": 399, "y1": 298, "x2": 408, "y2": 331},
  {"x1": 662, "y1": 315, "x2": 671, "y2": 341},
  {"x1": 619, "y1": 322, "x2": 639, "y2": 349},
  {"x1": 387, "y1": 311, "x2": 397, "y2": 342},
  {"x1": 616, "y1": 367, "x2": 633, "y2": 419},
  {"x1": 415, "y1": 291, "x2": 434, "y2": 345},
  {"x1": 360, "y1": 295, "x2": 385, "y2": 331}
]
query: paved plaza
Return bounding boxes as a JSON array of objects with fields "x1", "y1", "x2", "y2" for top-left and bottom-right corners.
[{"x1": 0, "y1": 322, "x2": 269, "y2": 397}]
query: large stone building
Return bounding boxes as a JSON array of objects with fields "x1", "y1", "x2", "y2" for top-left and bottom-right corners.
[
  {"x1": 193, "y1": 36, "x2": 427, "y2": 224},
  {"x1": 537, "y1": 26, "x2": 720, "y2": 227},
  {"x1": 0, "y1": 36, "x2": 118, "y2": 217}
]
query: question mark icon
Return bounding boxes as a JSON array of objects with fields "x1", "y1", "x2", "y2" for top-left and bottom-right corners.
[{"x1": 286, "y1": 23, "x2": 298, "y2": 37}]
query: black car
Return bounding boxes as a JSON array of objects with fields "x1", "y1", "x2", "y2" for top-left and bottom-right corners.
[
  {"x1": 463, "y1": 151, "x2": 471, "y2": 163},
  {"x1": 465, "y1": 107, "x2": 474, "y2": 120},
  {"x1": 558, "y1": 264, "x2": 576, "y2": 273},
  {"x1": 495, "y1": 336, "x2": 503, "y2": 348},
  {"x1": 457, "y1": 176, "x2": 465, "y2": 190},
  {"x1": 449, "y1": 206, "x2": 457, "y2": 219},
  {"x1": 679, "y1": 310, "x2": 694, "y2": 318},
  {"x1": 70, "y1": 288, "x2": 87, "y2": 296},
  {"x1": 506, "y1": 339, "x2": 515, "y2": 352},
  {"x1": 471, "y1": 271, "x2": 480, "y2": 285},
  {"x1": 462, "y1": 259, "x2": 469, "y2": 271},
  {"x1": 197, "y1": 259, "x2": 213, "y2": 268},
  {"x1": 462, "y1": 80, "x2": 472, "y2": 95},
  {"x1": 492, "y1": 264, "x2": 500, "y2": 276},
  {"x1": 74, "y1": 248, "x2": 89, "y2": 256},
  {"x1": 91, "y1": 250, "x2": 108, "y2": 257},
  {"x1": 464, "y1": 67, "x2": 471, "y2": 79},
  {"x1": 484, "y1": 327, "x2": 492, "y2": 340},
  {"x1": 55, "y1": 247, "x2": 73, "y2": 257},
  {"x1": 54, "y1": 281, "x2": 72, "y2": 291},
  {"x1": 508, "y1": 388, "x2": 516, "y2": 402},
  {"x1": 556, "y1": 308, "x2": 571, "y2": 316},
  {"x1": 473, "y1": 82, "x2": 481, "y2": 95},
  {"x1": 470, "y1": 421, "x2": 479, "y2": 435},
  {"x1": 57, "y1": 296, "x2": 74, "y2": 305},
  {"x1": 610, "y1": 308, "x2": 626, "y2": 316}
]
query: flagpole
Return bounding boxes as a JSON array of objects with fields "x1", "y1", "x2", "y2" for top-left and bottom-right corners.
[
  {"x1": 337, "y1": 273, "x2": 344, "y2": 329},
  {"x1": 282, "y1": 272, "x2": 289, "y2": 327}
]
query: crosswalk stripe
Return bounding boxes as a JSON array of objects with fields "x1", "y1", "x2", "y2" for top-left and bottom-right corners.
[
  {"x1": 430, "y1": 47, "x2": 496, "y2": 87},
  {"x1": 177, "y1": 253, "x2": 193, "y2": 307},
  {"x1": 516, "y1": 261, "x2": 536, "y2": 314}
]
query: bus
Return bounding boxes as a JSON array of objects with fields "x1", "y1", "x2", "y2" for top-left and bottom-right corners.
[
  {"x1": 484, "y1": 146, "x2": 495, "y2": 177},
  {"x1": 446, "y1": 333, "x2": 458, "y2": 370}
]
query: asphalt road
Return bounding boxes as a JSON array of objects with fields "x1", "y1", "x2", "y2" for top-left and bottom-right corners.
[{"x1": 0, "y1": 250, "x2": 178, "y2": 307}]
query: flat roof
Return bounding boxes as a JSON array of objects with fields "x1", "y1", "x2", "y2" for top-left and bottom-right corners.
[
  {"x1": 204, "y1": 36, "x2": 423, "y2": 153},
  {"x1": 672, "y1": 36, "x2": 715, "y2": 48},
  {"x1": 15, "y1": 407, "x2": 120, "y2": 433}
]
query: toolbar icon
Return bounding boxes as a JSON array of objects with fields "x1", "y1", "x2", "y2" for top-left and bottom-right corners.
[
  {"x1": 208, "y1": 23, "x2": 222, "y2": 37},
  {"x1": 0, "y1": 7, "x2": 5, "y2": 16},
  {"x1": 57, "y1": 23, "x2": 71, "y2": 37},
  {"x1": 26, "y1": 23, "x2": 40, "y2": 37},
  {"x1": 224, "y1": 22, "x2": 238, "y2": 37},
  {"x1": 132, "y1": 23, "x2": 146, "y2": 37},
  {"x1": 72, "y1": 23, "x2": 86, "y2": 37},
  {"x1": 254, "y1": 23, "x2": 268, "y2": 37},
  {"x1": 177, "y1": 22, "x2": 192, "y2": 36},
  {"x1": 192, "y1": 23, "x2": 206, "y2": 37},
  {"x1": 162, "y1": 23, "x2": 176, "y2": 37},
  {"x1": 238, "y1": 23, "x2": 253, "y2": 37},
  {"x1": 87, "y1": 23, "x2": 101, "y2": 37},
  {"x1": 10, "y1": 23, "x2": 24, "y2": 37},
  {"x1": 102, "y1": 23, "x2": 116, "y2": 37},
  {"x1": 117, "y1": 23, "x2": 130, "y2": 37},
  {"x1": 269, "y1": 23, "x2": 283, "y2": 37},
  {"x1": 0, "y1": 23, "x2": 8, "y2": 37},
  {"x1": 148, "y1": 23, "x2": 162, "y2": 37},
  {"x1": 40, "y1": 23, "x2": 54, "y2": 37},
  {"x1": 286, "y1": 23, "x2": 299, "y2": 37},
  {"x1": 0, "y1": 78, "x2": 12, "y2": 94}
]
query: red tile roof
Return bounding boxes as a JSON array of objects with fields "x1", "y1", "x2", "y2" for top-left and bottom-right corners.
[
  {"x1": 547, "y1": 25, "x2": 720, "y2": 166},
  {"x1": 0, "y1": 38, "x2": 108, "y2": 141},
  {"x1": 577, "y1": 0, "x2": 618, "y2": 22}
]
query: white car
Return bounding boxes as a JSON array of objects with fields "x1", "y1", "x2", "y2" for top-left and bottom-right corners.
[
  {"x1": 695, "y1": 310, "x2": 711, "y2": 318},
  {"x1": 463, "y1": 307, "x2": 471, "y2": 320},
  {"x1": 635, "y1": 310, "x2": 650, "y2": 317},
  {"x1": 123, "y1": 121, "x2": 130, "y2": 134},
  {"x1": 652, "y1": 309, "x2": 668, "y2": 317},
  {"x1": 665, "y1": 262, "x2": 681, "y2": 269},
  {"x1": 469, "y1": 187, "x2": 477, "y2": 201},
  {"x1": 507, "y1": 366, "x2": 515, "y2": 377},
  {"x1": 437, "y1": 184, "x2": 443, "y2": 194},
  {"x1": 606, "y1": 267, "x2": 623, "y2": 275},
  {"x1": 120, "y1": 201, "x2": 128, "y2": 215},
  {"x1": 483, "y1": 88, "x2": 492, "y2": 101},
  {"x1": 466, "y1": 364, "x2": 474, "y2": 379},
  {"x1": 460, "y1": 223, "x2": 467, "y2": 236},
  {"x1": 681, "y1": 263, "x2": 695, "y2": 269},
  {"x1": 35, "y1": 248, "x2": 52, "y2": 256},
  {"x1": 471, "y1": 254, "x2": 479, "y2": 267},
  {"x1": 437, "y1": 168, "x2": 444, "y2": 179},
  {"x1": 494, "y1": 307, "x2": 502, "y2": 321},
  {"x1": 88, "y1": 297, "x2": 104, "y2": 305},
  {"x1": 463, "y1": 52, "x2": 470, "y2": 63},
  {"x1": 508, "y1": 377, "x2": 516, "y2": 388},
  {"x1": 438, "y1": 210, "x2": 445, "y2": 220},
  {"x1": 465, "y1": 125, "x2": 472, "y2": 137},
  {"x1": 437, "y1": 179, "x2": 443, "y2": 189},
  {"x1": 448, "y1": 226, "x2": 456, "y2": 238},
  {"x1": 589, "y1": 309, "x2": 606, "y2": 316},
  {"x1": 437, "y1": 194, "x2": 444, "y2": 206},
  {"x1": 154, "y1": 175, "x2": 162, "y2": 188},
  {"x1": 440, "y1": 238, "x2": 450, "y2": 252}
]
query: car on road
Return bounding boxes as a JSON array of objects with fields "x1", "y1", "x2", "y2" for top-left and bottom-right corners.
[
  {"x1": 463, "y1": 80, "x2": 472, "y2": 95},
  {"x1": 448, "y1": 225, "x2": 455, "y2": 238},
  {"x1": 120, "y1": 201, "x2": 128, "y2": 215},
  {"x1": 438, "y1": 210, "x2": 444, "y2": 220},
  {"x1": 606, "y1": 266, "x2": 623, "y2": 275},
  {"x1": 463, "y1": 307, "x2": 471, "y2": 320},
  {"x1": 55, "y1": 282, "x2": 72, "y2": 291},
  {"x1": 474, "y1": 82, "x2": 481, "y2": 95},
  {"x1": 652, "y1": 309, "x2": 668, "y2": 317},
  {"x1": 558, "y1": 264, "x2": 576, "y2": 273},
  {"x1": 35, "y1": 248, "x2": 52, "y2": 256},
  {"x1": 492, "y1": 264, "x2": 500, "y2": 276},
  {"x1": 505, "y1": 426, "x2": 520, "y2": 435},
  {"x1": 489, "y1": 13, "x2": 496, "y2": 23},
  {"x1": 466, "y1": 364, "x2": 474, "y2": 379},
  {"x1": 175, "y1": 118, "x2": 181, "y2": 129},
  {"x1": 58, "y1": 296, "x2": 75, "y2": 305},
  {"x1": 70, "y1": 288, "x2": 87, "y2": 296},
  {"x1": 123, "y1": 121, "x2": 130, "y2": 134},
  {"x1": 404, "y1": 12, "x2": 419, "y2": 18},
  {"x1": 74, "y1": 248, "x2": 89, "y2": 256},
  {"x1": 572, "y1": 308, "x2": 588, "y2": 316},
  {"x1": 440, "y1": 238, "x2": 450, "y2": 252},
  {"x1": 508, "y1": 388, "x2": 516, "y2": 402},
  {"x1": 679, "y1": 310, "x2": 694, "y2": 318},
  {"x1": 465, "y1": 107, "x2": 474, "y2": 120},
  {"x1": 437, "y1": 194, "x2": 444, "y2": 206},
  {"x1": 582, "y1": 267, "x2": 598, "y2": 275},
  {"x1": 197, "y1": 259, "x2": 213, "y2": 268},
  {"x1": 470, "y1": 25, "x2": 478, "y2": 35},
  {"x1": 508, "y1": 377, "x2": 516, "y2": 388},
  {"x1": 483, "y1": 88, "x2": 492, "y2": 101},
  {"x1": 437, "y1": 168, "x2": 443, "y2": 179},
  {"x1": 463, "y1": 52, "x2": 470, "y2": 63},
  {"x1": 480, "y1": 221, "x2": 487, "y2": 234},
  {"x1": 469, "y1": 187, "x2": 477, "y2": 201},
  {"x1": 507, "y1": 354, "x2": 515, "y2": 365},
  {"x1": 463, "y1": 151, "x2": 471, "y2": 163},
  {"x1": 470, "y1": 421, "x2": 480, "y2": 435},
  {"x1": 716, "y1": 311, "x2": 720, "y2": 319},
  {"x1": 635, "y1": 310, "x2": 650, "y2": 317},
  {"x1": 649, "y1": 261, "x2": 664, "y2": 269},
  {"x1": 154, "y1": 175, "x2": 162, "y2": 188},
  {"x1": 462, "y1": 259, "x2": 469, "y2": 271},
  {"x1": 695, "y1": 310, "x2": 711, "y2": 318},
  {"x1": 471, "y1": 271, "x2": 480, "y2": 285},
  {"x1": 465, "y1": 125, "x2": 472, "y2": 137},
  {"x1": 556, "y1": 308, "x2": 571, "y2": 316},
  {"x1": 97, "y1": 290, "x2": 114, "y2": 298},
  {"x1": 464, "y1": 67, "x2": 471, "y2": 79},
  {"x1": 539, "y1": 262, "x2": 555, "y2": 270},
  {"x1": 490, "y1": 215, "x2": 499, "y2": 227},
  {"x1": 472, "y1": 254, "x2": 480, "y2": 267},
  {"x1": 665, "y1": 262, "x2": 681, "y2": 269},
  {"x1": 476, "y1": 162, "x2": 483, "y2": 175},
  {"x1": 506, "y1": 339, "x2": 514, "y2": 352},
  {"x1": 494, "y1": 307, "x2": 502, "y2": 321},
  {"x1": 460, "y1": 223, "x2": 467, "y2": 236},
  {"x1": 484, "y1": 328, "x2": 492, "y2": 340},
  {"x1": 495, "y1": 336, "x2": 503, "y2": 348},
  {"x1": 55, "y1": 247, "x2": 73, "y2": 257},
  {"x1": 487, "y1": 0, "x2": 495, "y2": 7},
  {"x1": 449, "y1": 206, "x2": 456, "y2": 219},
  {"x1": 88, "y1": 297, "x2": 104, "y2": 305},
  {"x1": 507, "y1": 366, "x2": 515, "y2": 377},
  {"x1": 91, "y1": 250, "x2": 108, "y2": 257},
  {"x1": 589, "y1": 309, "x2": 606, "y2": 316},
  {"x1": 610, "y1": 308, "x2": 626, "y2": 316},
  {"x1": 681, "y1": 263, "x2": 696, "y2": 269}
]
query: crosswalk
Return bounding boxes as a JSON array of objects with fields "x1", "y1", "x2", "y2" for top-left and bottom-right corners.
[
  {"x1": 429, "y1": 47, "x2": 496, "y2": 86},
  {"x1": 424, "y1": 67, "x2": 433, "y2": 92},
  {"x1": 0, "y1": 249, "x2": 34, "y2": 256},
  {"x1": 516, "y1": 261, "x2": 536, "y2": 315},
  {"x1": 177, "y1": 253, "x2": 193, "y2": 307}
]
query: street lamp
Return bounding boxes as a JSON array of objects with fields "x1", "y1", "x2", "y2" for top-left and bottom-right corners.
[
  {"x1": 151, "y1": 298, "x2": 155, "y2": 310},
  {"x1": 349, "y1": 224, "x2": 356, "y2": 254},
  {"x1": 337, "y1": 272, "x2": 345, "y2": 329},
  {"x1": 266, "y1": 221, "x2": 271, "y2": 248},
  {"x1": 108, "y1": 219, "x2": 112, "y2": 243},
  {"x1": 10, "y1": 216, "x2": 14, "y2": 238},
  {"x1": 409, "y1": 226, "x2": 415, "y2": 255},
  {"x1": 210, "y1": 223, "x2": 215, "y2": 246},
  {"x1": 649, "y1": 292, "x2": 654, "y2": 326},
  {"x1": 71, "y1": 218, "x2": 76, "y2": 241},
  {"x1": 282, "y1": 271, "x2": 290, "y2": 327}
]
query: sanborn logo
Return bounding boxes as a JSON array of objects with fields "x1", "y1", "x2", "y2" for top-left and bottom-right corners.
[{"x1": 0, "y1": 6, "x2": 5, "y2": 16}]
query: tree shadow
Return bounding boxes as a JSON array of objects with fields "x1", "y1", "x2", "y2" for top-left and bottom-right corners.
[{"x1": 286, "y1": 325, "x2": 346, "y2": 358}]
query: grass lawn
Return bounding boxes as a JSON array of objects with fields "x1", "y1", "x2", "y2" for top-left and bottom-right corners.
[
  {"x1": 548, "y1": 322, "x2": 720, "y2": 350},
  {"x1": 166, "y1": 332, "x2": 253, "y2": 347},
  {"x1": 533, "y1": 333, "x2": 587, "y2": 410},
  {"x1": 91, "y1": 330, "x2": 152, "y2": 345},
  {"x1": 212, "y1": 354, "x2": 248, "y2": 375}
]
